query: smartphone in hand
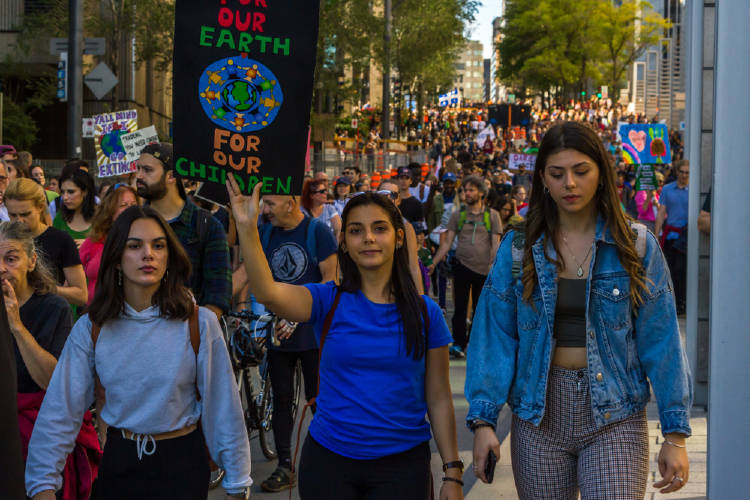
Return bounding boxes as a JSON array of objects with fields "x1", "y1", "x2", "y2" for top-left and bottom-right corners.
[{"x1": 485, "y1": 449, "x2": 498, "y2": 483}]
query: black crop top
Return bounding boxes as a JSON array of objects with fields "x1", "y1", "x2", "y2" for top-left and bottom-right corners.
[{"x1": 554, "y1": 278, "x2": 587, "y2": 347}]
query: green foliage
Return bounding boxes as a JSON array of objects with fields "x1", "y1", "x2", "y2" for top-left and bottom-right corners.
[
  {"x1": 391, "y1": 0, "x2": 478, "y2": 100},
  {"x1": 0, "y1": 76, "x2": 57, "y2": 150},
  {"x1": 596, "y1": 0, "x2": 670, "y2": 99},
  {"x1": 315, "y1": 0, "x2": 380, "y2": 110},
  {"x1": 498, "y1": 0, "x2": 669, "y2": 100}
]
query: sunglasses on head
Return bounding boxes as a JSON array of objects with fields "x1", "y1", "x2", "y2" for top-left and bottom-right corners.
[
  {"x1": 348, "y1": 190, "x2": 398, "y2": 201},
  {"x1": 312, "y1": 188, "x2": 327, "y2": 194}
]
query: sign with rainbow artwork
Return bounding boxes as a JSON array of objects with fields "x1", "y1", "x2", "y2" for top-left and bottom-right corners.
[
  {"x1": 618, "y1": 123, "x2": 671, "y2": 165},
  {"x1": 93, "y1": 109, "x2": 138, "y2": 178},
  {"x1": 618, "y1": 123, "x2": 672, "y2": 165}
]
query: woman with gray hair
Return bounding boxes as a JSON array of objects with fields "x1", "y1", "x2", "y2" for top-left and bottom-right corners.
[{"x1": 0, "y1": 221, "x2": 100, "y2": 498}]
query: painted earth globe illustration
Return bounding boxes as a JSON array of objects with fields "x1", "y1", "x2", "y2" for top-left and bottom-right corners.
[
  {"x1": 199, "y1": 57, "x2": 283, "y2": 133},
  {"x1": 221, "y1": 79, "x2": 257, "y2": 113},
  {"x1": 100, "y1": 130, "x2": 127, "y2": 156}
]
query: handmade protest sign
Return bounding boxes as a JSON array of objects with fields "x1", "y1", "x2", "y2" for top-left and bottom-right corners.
[
  {"x1": 121, "y1": 126, "x2": 159, "y2": 163},
  {"x1": 94, "y1": 109, "x2": 138, "y2": 178},
  {"x1": 509, "y1": 153, "x2": 537, "y2": 171},
  {"x1": 634, "y1": 164, "x2": 657, "y2": 191},
  {"x1": 618, "y1": 123, "x2": 671, "y2": 165},
  {"x1": 173, "y1": 0, "x2": 320, "y2": 204}
]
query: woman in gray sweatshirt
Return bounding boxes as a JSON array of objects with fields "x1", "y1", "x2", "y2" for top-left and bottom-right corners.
[{"x1": 25, "y1": 206, "x2": 252, "y2": 500}]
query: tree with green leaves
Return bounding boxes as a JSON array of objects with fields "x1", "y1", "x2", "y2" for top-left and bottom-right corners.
[
  {"x1": 390, "y1": 0, "x2": 477, "y2": 114},
  {"x1": 498, "y1": 0, "x2": 669, "y2": 102},
  {"x1": 498, "y1": 0, "x2": 603, "y2": 101}
]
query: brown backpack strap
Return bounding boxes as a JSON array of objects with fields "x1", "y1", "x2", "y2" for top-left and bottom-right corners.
[
  {"x1": 189, "y1": 305, "x2": 202, "y2": 401},
  {"x1": 291, "y1": 288, "x2": 343, "y2": 474},
  {"x1": 91, "y1": 322, "x2": 107, "y2": 408},
  {"x1": 189, "y1": 305, "x2": 200, "y2": 355}
]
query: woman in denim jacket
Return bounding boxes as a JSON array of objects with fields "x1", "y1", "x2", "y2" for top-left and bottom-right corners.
[{"x1": 465, "y1": 122, "x2": 692, "y2": 499}]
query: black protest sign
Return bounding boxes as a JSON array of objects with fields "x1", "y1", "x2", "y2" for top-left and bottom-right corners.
[{"x1": 173, "y1": 0, "x2": 320, "y2": 202}]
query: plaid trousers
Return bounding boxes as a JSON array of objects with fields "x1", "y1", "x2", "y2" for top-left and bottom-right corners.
[{"x1": 511, "y1": 366, "x2": 649, "y2": 500}]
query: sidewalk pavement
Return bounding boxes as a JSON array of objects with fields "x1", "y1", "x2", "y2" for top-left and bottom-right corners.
[
  {"x1": 432, "y1": 404, "x2": 707, "y2": 499},
  {"x1": 427, "y1": 315, "x2": 707, "y2": 499}
]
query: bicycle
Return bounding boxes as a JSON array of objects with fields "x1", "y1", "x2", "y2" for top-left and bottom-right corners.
[{"x1": 208, "y1": 307, "x2": 302, "y2": 489}]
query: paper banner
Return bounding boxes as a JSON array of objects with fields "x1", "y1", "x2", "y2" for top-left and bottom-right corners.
[
  {"x1": 120, "y1": 126, "x2": 160, "y2": 163},
  {"x1": 508, "y1": 153, "x2": 537, "y2": 171},
  {"x1": 94, "y1": 109, "x2": 138, "y2": 177},
  {"x1": 634, "y1": 164, "x2": 657, "y2": 191}
]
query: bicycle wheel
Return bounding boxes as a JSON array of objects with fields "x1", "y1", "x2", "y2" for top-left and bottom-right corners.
[
  {"x1": 290, "y1": 360, "x2": 303, "y2": 423},
  {"x1": 258, "y1": 370, "x2": 277, "y2": 460}
]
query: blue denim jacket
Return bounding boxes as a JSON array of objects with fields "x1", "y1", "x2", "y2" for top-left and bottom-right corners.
[{"x1": 465, "y1": 218, "x2": 693, "y2": 436}]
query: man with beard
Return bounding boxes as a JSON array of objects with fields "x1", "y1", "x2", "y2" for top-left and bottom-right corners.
[
  {"x1": 135, "y1": 143, "x2": 231, "y2": 318},
  {"x1": 429, "y1": 176, "x2": 501, "y2": 358}
]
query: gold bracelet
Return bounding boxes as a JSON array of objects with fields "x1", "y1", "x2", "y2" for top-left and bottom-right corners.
[{"x1": 664, "y1": 438, "x2": 686, "y2": 448}]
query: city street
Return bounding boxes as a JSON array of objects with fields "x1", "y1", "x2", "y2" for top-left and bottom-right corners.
[{"x1": 211, "y1": 319, "x2": 707, "y2": 500}]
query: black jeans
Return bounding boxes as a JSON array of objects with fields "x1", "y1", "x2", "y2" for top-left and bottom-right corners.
[
  {"x1": 298, "y1": 434, "x2": 431, "y2": 500},
  {"x1": 451, "y1": 261, "x2": 488, "y2": 349},
  {"x1": 96, "y1": 427, "x2": 209, "y2": 500},
  {"x1": 664, "y1": 244, "x2": 686, "y2": 312},
  {"x1": 268, "y1": 348, "x2": 318, "y2": 466}
]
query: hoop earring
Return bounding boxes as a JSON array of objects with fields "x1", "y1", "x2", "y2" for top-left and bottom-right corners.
[{"x1": 117, "y1": 269, "x2": 122, "y2": 286}]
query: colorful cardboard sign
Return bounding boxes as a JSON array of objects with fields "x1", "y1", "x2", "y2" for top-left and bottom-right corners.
[
  {"x1": 509, "y1": 153, "x2": 537, "y2": 171},
  {"x1": 121, "y1": 126, "x2": 159, "y2": 163},
  {"x1": 172, "y1": 0, "x2": 321, "y2": 203},
  {"x1": 618, "y1": 123, "x2": 671, "y2": 164},
  {"x1": 93, "y1": 109, "x2": 138, "y2": 178}
]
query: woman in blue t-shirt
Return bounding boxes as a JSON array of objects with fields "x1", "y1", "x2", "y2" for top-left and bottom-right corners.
[{"x1": 228, "y1": 178, "x2": 463, "y2": 500}]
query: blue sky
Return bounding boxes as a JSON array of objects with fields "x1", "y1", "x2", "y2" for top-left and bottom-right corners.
[{"x1": 467, "y1": 0, "x2": 502, "y2": 59}]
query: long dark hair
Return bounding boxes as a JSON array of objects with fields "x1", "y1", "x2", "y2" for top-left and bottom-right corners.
[
  {"x1": 58, "y1": 168, "x2": 96, "y2": 222},
  {"x1": 522, "y1": 121, "x2": 647, "y2": 309},
  {"x1": 339, "y1": 192, "x2": 427, "y2": 359},
  {"x1": 88, "y1": 206, "x2": 194, "y2": 325}
]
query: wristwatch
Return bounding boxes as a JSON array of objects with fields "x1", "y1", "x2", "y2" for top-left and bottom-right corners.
[{"x1": 225, "y1": 487, "x2": 250, "y2": 499}]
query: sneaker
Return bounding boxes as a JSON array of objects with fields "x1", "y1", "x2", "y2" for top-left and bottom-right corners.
[
  {"x1": 261, "y1": 466, "x2": 295, "y2": 492},
  {"x1": 449, "y1": 345, "x2": 465, "y2": 359}
]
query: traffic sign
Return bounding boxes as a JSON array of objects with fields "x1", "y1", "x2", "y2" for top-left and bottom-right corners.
[
  {"x1": 56, "y1": 52, "x2": 68, "y2": 102},
  {"x1": 84, "y1": 62, "x2": 118, "y2": 100},
  {"x1": 351, "y1": 118, "x2": 358, "y2": 128},
  {"x1": 49, "y1": 37, "x2": 106, "y2": 55}
]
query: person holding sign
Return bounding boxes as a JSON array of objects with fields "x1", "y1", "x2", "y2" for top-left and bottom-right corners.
[
  {"x1": 467, "y1": 122, "x2": 692, "y2": 499},
  {"x1": 228, "y1": 178, "x2": 463, "y2": 500}
]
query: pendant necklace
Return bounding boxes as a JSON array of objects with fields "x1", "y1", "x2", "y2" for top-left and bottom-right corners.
[{"x1": 561, "y1": 233, "x2": 594, "y2": 278}]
